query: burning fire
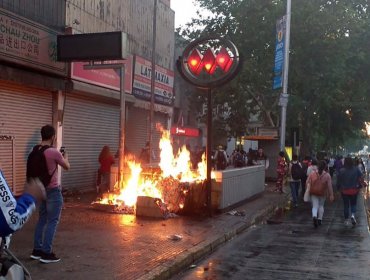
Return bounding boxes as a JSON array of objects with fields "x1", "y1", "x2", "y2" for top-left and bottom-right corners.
[{"x1": 96, "y1": 128, "x2": 207, "y2": 212}]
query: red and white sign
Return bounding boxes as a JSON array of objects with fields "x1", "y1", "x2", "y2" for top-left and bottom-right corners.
[
  {"x1": 170, "y1": 126, "x2": 200, "y2": 137},
  {"x1": 132, "y1": 55, "x2": 174, "y2": 105},
  {"x1": 71, "y1": 55, "x2": 133, "y2": 93}
]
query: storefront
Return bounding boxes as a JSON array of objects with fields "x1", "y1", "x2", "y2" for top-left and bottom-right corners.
[
  {"x1": 0, "y1": 82, "x2": 55, "y2": 195},
  {"x1": 0, "y1": 8, "x2": 67, "y2": 194}
]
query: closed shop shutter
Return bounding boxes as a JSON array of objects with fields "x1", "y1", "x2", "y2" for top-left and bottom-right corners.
[
  {"x1": 125, "y1": 107, "x2": 169, "y2": 161},
  {"x1": 0, "y1": 84, "x2": 53, "y2": 195},
  {"x1": 126, "y1": 106, "x2": 148, "y2": 157},
  {"x1": 62, "y1": 95, "x2": 120, "y2": 191}
]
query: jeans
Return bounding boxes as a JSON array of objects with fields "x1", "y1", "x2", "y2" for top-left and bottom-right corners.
[
  {"x1": 289, "y1": 181, "x2": 300, "y2": 204},
  {"x1": 33, "y1": 187, "x2": 63, "y2": 254},
  {"x1": 341, "y1": 193, "x2": 358, "y2": 219},
  {"x1": 311, "y1": 195, "x2": 326, "y2": 219}
]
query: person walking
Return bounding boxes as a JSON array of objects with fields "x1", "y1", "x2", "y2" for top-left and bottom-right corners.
[
  {"x1": 275, "y1": 151, "x2": 287, "y2": 193},
  {"x1": 306, "y1": 160, "x2": 334, "y2": 228},
  {"x1": 306, "y1": 158, "x2": 318, "y2": 177},
  {"x1": 30, "y1": 125, "x2": 70, "y2": 263},
  {"x1": 337, "y1": 156, "x2": 364, "y2": 227},
  {"x1": 288, "y1": 154, "x2": 303, "y2": 208}
]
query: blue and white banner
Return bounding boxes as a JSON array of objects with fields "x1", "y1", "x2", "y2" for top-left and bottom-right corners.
[{"x1": 273, "y1": 16, "x2": 286, "y2": 90}]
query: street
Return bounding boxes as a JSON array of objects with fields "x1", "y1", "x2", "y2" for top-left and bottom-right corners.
[{"x1": 174, "y1": 193, "x2": 370, "y2": 280}]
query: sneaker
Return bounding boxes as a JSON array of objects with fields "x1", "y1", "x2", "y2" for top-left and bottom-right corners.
[
  {"x1": 318, "y1": 219, "x2": 322, "y2": 226},
  {"x1": 30, "y1": 249, "x2": 43, "y2": 260},
  {"x1": 344, "y1": 219, "x2": 350, "y2": 226},
  {"x1": 313, "y1": 217, "x2": 318, "y2": 228},
  {"x1": 40, "y1": 252, "x2": 60, "y2": 263},
  {"x1": 351, "y1": 216, "x2": 357, "y2": 226}
]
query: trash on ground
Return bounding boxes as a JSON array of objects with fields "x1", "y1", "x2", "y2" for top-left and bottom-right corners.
[
  {"x1": 226, "y1": 210, "x2": 246, "y2": 216},
  {"x1": 168, "y1": 234, "x2": 183, "y2": 241}
]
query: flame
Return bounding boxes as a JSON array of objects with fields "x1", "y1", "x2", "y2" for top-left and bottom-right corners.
[{"x1": 96, "y1": 128, "x2": 207, "y2": 211}]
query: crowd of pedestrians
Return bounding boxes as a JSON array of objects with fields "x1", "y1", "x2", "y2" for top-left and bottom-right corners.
[
  {"x1": 275, "y1": 151, "x2": 368, "y2": 228},
  {"x1": 212, "y1": 146, "x2": 270, "y2": 171}
]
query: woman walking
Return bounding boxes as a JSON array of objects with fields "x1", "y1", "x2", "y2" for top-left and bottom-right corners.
[
  {"x1": 306, "y1": 160, "x2": 334, "y2": 228},
  {"x1": 337, "y1": 157, "x2": 364, "y2": 226}
]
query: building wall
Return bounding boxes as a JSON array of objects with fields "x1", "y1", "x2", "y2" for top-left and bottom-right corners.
[
  {"x1": 0, "y1": 0, "x2": 65, "y2": 31},
  {"x1": 66, "y1": 0, "x2": 175, "y2": 70}
]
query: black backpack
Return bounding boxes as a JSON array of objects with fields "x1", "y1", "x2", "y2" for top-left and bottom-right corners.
[
  {"x1": 26, "y1": 145, "x2": 55, "y2": 187},
  {"x1": 291, "y1": 162, "x2": 304, "y2": 180}
]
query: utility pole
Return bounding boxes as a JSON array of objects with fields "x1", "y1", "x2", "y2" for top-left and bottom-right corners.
[
  {"x1": 149, "y1": 0, "x2": 157, "y2": 164},
  {"x1": 279, "y1": 0, "x2": 291, "y2": 152}
]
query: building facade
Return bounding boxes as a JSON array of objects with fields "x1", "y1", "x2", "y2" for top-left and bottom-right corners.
[{"x1": 0, "y1": 0, "x2": 175, "y2": 193}]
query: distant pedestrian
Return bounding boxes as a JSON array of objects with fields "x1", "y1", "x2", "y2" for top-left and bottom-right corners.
[
  {"x1": 328, "y1": 155, "x2": 335, "y2": 177},
  {"x1": 306, "y1": 160, "x2": 334, "y2": 228},
  {"x1": 300, "y1": 156, "x2": 311, "y2": 199},
  {"x1": 215, "y1": 145, "x2": 228, "y2": 170},
  {"x1": 255, "y1": 147, "x2": 269, "y2": 171},
  {"x1": 30, "y1": 125, "x2": 70, "y2": 263},
  {"x1": 366, "y1": 155, "x2": 370, "y2": 182},
  {"x1": 337, "y1": 157, "x2": 364, "y2": 227},
  {"x1": 334, "y1": 155, "x2": 344, "y2": 175},
  {"x1": 275, "y1": 151, "x2": 287, "y2": 193},
  {"x1": 288, "y1": 154, "x2": 303, "y2": 208},
  {"x1": 246, "y1": 148, "x2": 255, "y2": 166},
  {"x1": 306, "y1": 158, "x2": 318, "y2": 177},
  {"x1": 355, "y1": 157, "x2": 365, "y2": 175}
]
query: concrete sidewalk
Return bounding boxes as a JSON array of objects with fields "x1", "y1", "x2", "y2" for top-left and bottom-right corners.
[{"x1": 9, "y1": 184, "x2": 289, "y2": 280}]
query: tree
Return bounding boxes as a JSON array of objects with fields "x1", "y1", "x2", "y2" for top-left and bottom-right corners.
[{"x1": 178, "y1": 0, "x2": 370, "y2": 153}]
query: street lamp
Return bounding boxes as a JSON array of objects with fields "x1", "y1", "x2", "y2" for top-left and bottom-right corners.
[{"x1": 177, "y1": 36, "x2": 240, "y2": 215}]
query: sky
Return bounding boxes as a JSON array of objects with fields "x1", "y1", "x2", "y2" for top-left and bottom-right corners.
[{"x1": 170, "y1": 0, "x2": 203, "y2": 28}]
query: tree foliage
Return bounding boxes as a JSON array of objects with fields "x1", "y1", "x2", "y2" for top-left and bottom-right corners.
[{"x1": 178, "y1": 0, "x2": 370, "y2": 153}]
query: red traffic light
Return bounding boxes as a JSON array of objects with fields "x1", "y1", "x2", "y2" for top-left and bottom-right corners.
[
  {"x1": 187, "y1": 49, "x2": 203, "y2": 75},
  {"x1": 216, "y1": 47, "x2": 233, "y2": 72}
]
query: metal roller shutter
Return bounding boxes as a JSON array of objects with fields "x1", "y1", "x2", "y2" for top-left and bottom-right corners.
[
  {"x1": 0, "y1": 84, "x2": 53, "y2": 195},
  {"x1": 62, "y1": 95, "x2": 120, "y2": 191},
  {"x1": 126, "y1": 107, "x2": 148, "y2": 157},
  {"x1": 125, "y1": 107, "x2": 169, "y2": 161}
]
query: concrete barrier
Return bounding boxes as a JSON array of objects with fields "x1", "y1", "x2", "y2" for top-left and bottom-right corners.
[{"x1": 213, "y1": 165, "x2": 265, "y2": 210}]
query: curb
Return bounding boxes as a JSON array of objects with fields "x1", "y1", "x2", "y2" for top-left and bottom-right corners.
[{"x1": 138, "y1": 193, "x2": 290, "y2": 280}]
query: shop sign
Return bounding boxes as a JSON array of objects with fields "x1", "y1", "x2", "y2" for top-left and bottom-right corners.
[
  {"x1": 132, "y1": 55, "x2": 174, "y2": 105},
  {"x1": 170, "y1": 126, "x2": 199, "y2": 137},
  {"x1": 133, "y1": 99, "x2": 173, "y2": 115},
  {"x1": 71, "y1": 55, "x2": 133, "y2": 93},
  {"x1": 0, "y1": 8, "x2": 66, "y2": 76}
]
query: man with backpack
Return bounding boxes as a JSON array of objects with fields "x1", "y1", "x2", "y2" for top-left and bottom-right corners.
[
  {"x1": 289, "y1": 154, "x2": 304, "y2": 208},
  {"x1": 27, "y1": 125, "x2": 70, "y2": 264}
]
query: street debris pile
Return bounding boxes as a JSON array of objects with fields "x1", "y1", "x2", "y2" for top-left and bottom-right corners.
[{"x1": 92, "y1": 128, "x2": 208, "y2": 217}]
